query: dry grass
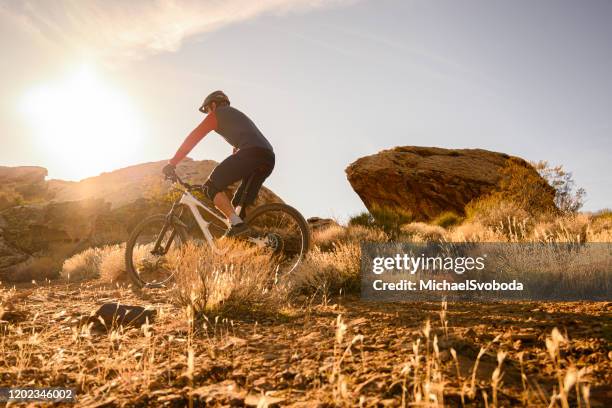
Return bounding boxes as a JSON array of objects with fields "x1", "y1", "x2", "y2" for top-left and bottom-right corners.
[
  {"x1": 446, "y1": 221, "x2": 507, "y2": 242},
  {"x1": 170, "y1": 241, "x2": 281, "y2": 313},
  {"x1": 5, "y1": 211, "x2": 603, "y2": 406},
  {"x1": 400, "y1": 222, "x2": 446, "y2": 242},
  {"x1": 290, "y1": 224, "x2": 386, "y2": 297},
  {"x1": 322, "y1": 307, "x2": 599, "y2": 407},
  {"x1": 313, "y1": 224, "x2": 387, "y2": 251},
  {"x1": 466, "y1": 197, "x2": 530, "y2": 229},
  {"x1": 0, "y1": 274, "x2": 609, "y2": 406},
  {"x1": 61, "y1": 245, "x2": 128, "y2": 283},
  {"x1": 290, "y1": 243, "x2": 361, "y2": 297},
  {"x1": 60, "y1": 247, "x2": 103, "y2": 281},
  {"x1": 432, "y1": 211, "x2": 464, "y2": 228},
  {"x1": 99, "y1": 245, "x2": 130, "y2": 283}
]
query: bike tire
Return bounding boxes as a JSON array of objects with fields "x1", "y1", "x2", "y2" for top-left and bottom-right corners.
[
  {"x1": 124, "y1": 214, "x2": 188, "y2": 289},
  {"x1": 245, "y1": 202, "x2": 311, "y2": 270}
]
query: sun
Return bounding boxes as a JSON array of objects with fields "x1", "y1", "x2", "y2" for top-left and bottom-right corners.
[{"x1": 20, "y1": 65, "x2": 144, "y2": 180}]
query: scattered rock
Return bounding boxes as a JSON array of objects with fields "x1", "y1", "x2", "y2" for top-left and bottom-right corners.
[
  {"x1": 84, "y1": 303, "x2": 156, "y2": 329},
  {"x1": 307, "y1": 217, "x2": 338, "y2": 230},
  {"x1": 0, "y1": 307, "x2": 29, "y2": 323}
]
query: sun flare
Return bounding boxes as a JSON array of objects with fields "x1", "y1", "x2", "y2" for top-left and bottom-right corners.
[{"x1": 20, "y1": 65, "x2": 144, "y2": 180}]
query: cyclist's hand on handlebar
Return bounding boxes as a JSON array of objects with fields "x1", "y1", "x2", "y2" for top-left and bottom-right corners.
[{"x1": 162, "y1": 163, "x2": 177, "y2": 180}]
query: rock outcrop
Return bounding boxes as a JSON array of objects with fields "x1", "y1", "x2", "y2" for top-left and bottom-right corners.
[
  {"x1": 307, "y1": 217, "x2": 338, "y2": 230},
  {"x1": 47, "y1": 158, "x2": 282, "y2": 208},
  {"x1": 0, "y1": 159, "x2": 283, "y2": 281},
  {"x1": 0, "y1": 166, "x2": 48, "y2": 210},
  {"x1": 346, "y1": 146, "x2": 553, "y2": 221}
]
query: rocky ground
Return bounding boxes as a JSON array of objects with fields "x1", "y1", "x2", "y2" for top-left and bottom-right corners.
[{"x1": 1, "y1": 281, "x2": 610, "y2": 407}]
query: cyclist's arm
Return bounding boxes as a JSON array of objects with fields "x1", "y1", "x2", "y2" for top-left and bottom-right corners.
[{"x1": 169, "y1": 112, "x2": 218, "y2": 166}]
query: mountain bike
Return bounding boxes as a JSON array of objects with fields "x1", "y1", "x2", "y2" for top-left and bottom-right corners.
[{"x1": 124, "y1": 173, "x2": 310, "y2": 289}]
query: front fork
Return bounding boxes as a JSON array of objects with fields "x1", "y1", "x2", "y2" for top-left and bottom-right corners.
[{"x1": 151, "y1": 202, "x2": 184, "y2": 256}]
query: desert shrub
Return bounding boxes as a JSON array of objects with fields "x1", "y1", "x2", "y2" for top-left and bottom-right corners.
[
  {"x1": 593, "y1": 208, "x2": 612, "y2": 219},
  {"x1": 587, "y1": 210, "x2": 612, "y2": 242},
  {"x1": 171, "y1": 241, "x2": 278, "y2": 313},
  {"x1": 462, "y1": 157, "x2": 559, "y2": 233},
  {"x1": 432, "y1": 211, "x2": 463, "y2": 228},
  {"x1": 591, "y1": 209, "x2": 612, "y2": 230},
  {"x1": 349, "y1": 205, "x2": 413, "y2": 239},
  {"x1": 99, "y1": 244, "x2": 130, "y2": 282},
  {"x1": 447, "y1": 221, "x2": 507, "y2": 242},
  {"x1": 494, "y1": 158, "x2": 557, "y2": 216},
  {"x1": 348, "y1": 211, "x2": 375, "y2": 228},
  {"x1": 313, "y1": 224, "x2": 387, "y2": 251},
  {"x1": 289, "y1": 242, "x2": 361, "y2": 296},
  {"x1": 61, "y1": 244, "x2": 133, "y2": 282},
  {"x1": 533, "y1": 161, "x2": 586, "y2": 213},
  {"x1": 60, "y1": 247, "x2": 103, "y2": 281},
  {"x1": 465, "y1": 196, "x2": 533, "y2": 240},
  {"x1": 533, "y1": 214, "x2": 590, "y2": 243},
  {"x1": 400, "y1": 222, "x2": 446, "y2": 242},
  {"x1": 371, "y1": 205, "x2": 414, "y2": 237},
  {"x1": 466, "y1": 195, "x2": 529, "y2": 226}
]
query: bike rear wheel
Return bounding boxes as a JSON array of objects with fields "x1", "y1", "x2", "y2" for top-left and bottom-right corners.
[
  {"x1": 244, "y1": 203, "x2": 311, "y2": 278},
  {"x1": 125, "y1": 214, "x2": 188, "y2": 289}
]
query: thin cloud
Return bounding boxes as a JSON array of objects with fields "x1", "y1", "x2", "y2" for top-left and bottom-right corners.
[{"x1": 1, "y1": 0, "x2": 353, "y2": 62}]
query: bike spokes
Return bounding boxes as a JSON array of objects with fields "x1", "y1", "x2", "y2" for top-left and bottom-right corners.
[
  {"x1": 245, "y1": 204, "x2": 309, "y2": 277},
  {"x1": 130, "y1": 218, "x2": 183, "y2": 287}
]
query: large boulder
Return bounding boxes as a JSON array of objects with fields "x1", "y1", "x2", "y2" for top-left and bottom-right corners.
[{"x1": 346, "y1": 146, "x2": 553, "y2": 221}]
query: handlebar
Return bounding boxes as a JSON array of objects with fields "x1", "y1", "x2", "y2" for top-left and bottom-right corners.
[{"x1": 165, "y1": 173, "x2": 202, "y2": 193}]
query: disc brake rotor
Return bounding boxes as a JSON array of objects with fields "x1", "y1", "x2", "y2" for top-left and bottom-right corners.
[{"x1": 265, "y1": 233, "x2": 284, "y2": 254}]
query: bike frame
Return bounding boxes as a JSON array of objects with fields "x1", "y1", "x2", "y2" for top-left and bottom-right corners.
[
  {"x1": 154, "y1": 172, "x2": 276, "y2": 260},
  {"x1": 175, "y1": 188, "x2": 231, "y2": 255}
]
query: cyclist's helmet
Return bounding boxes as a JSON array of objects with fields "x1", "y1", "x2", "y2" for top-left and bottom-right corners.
[{"x1": 200, "y1": 90, "x2": 230, "y2": 113}]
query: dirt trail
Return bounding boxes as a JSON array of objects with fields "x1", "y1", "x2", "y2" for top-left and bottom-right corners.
[{"x1": 1, "y1": 281, "x2": 610, "y2": 407}]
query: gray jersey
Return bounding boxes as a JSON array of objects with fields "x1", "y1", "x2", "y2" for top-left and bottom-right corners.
[{"x1": 215, "y1": 106, "x2": 273, "y2": 152}]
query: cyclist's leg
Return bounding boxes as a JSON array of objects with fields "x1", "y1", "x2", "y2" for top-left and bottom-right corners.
[
  {"x1": 204, "y1": 153, "x2": 252, "y2": 221},
  {"x1": 231, "y1": 176, "x2": 251, "y2": 219},
  {"x1": 231, "y1": 152, "x2": 275, "y2": 217},
  {"x1": 232, "y1": 164, "x2": 274, "y2": 211}
]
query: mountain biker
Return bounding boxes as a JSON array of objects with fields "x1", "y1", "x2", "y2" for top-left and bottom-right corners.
[{"x1": 162, "y1": 90, "x2": 275, "y2": 237}]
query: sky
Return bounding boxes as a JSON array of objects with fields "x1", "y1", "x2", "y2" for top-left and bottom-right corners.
[{"x1": 1, "y1": 0, "x2": 611, "y2": 220}]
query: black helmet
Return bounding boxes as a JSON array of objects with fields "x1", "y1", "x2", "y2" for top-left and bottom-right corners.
[{"x1": 200, "y1": 90, "x2": 230, "y2": 113}]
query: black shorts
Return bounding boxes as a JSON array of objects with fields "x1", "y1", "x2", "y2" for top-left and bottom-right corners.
[{"x1": 204, "y1": 147, "x2": 275, "y2": 210}]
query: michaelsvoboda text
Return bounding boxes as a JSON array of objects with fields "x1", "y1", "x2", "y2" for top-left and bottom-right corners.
[{"x1": 371, "y1": 279, "x2": 524, "y2": 291}]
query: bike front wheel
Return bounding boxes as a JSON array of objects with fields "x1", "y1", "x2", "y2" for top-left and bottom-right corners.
[
  {"x1": 245, "y1": 203, "x2": 311, "y2": 278},
  {"x1": 124, "y1": 214, "x2": 188, "y2": 289}
]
